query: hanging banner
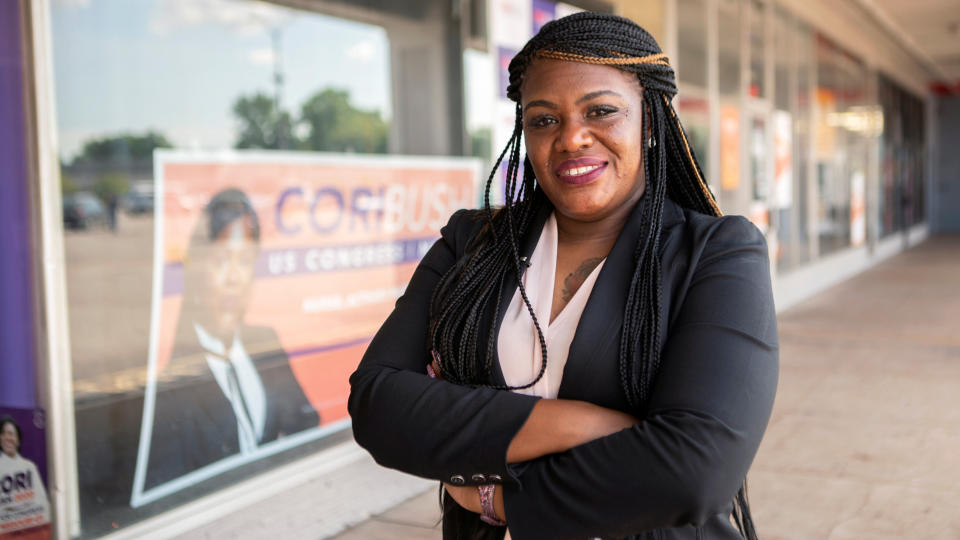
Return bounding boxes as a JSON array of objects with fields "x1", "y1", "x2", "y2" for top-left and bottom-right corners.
[{"x1": 131, "y1": 151, "x2": 480, "y2": 507}]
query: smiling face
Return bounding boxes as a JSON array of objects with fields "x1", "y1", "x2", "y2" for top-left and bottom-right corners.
[
  {"x1": 1, "y1": 421, "x2": 19, "y2": 457},
  {"x1": 521, "y1": 58, "x2": 647, "y2": 226}
]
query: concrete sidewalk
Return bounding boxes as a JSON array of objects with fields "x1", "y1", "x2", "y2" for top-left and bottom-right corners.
[{"x1": 332, "y1": 235, "x2": 960, "y2": 540}]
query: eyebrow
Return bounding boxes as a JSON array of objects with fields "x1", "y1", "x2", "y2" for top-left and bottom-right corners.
[
  {"x1": 577, "y1": 90, "x2": 623, "y2": 103},
  {"x1": 522, "y1": 90, "x2": 624, "y2": 112}
]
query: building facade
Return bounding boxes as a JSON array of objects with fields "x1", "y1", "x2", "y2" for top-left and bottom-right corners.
[{"x1": 0, "y1": 0, "x2": 941, "y2": 538}]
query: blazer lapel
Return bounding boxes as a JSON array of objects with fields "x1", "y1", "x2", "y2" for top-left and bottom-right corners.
[{"x1": 557, "y1": 198, "x2": 685, "y2": 409}]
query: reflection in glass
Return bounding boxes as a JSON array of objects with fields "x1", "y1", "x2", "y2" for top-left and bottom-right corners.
[
  {"x1": 677, "y1": 0, "x2": 708, "y2": 89},
  {"x1": 52, "y1": 1, "x2": 392, "y2": 536},
  {"x1": 718, "y1": 0, "x2": 741, "y2": 98},
  {"x1": 814, "y1": 35, "x2": 870, "y2": 255},
  {"x1": 794, "y1": 23, "x2": 813, "y2": 266},
  {"x1": 717, "y1": 0, "x2": 742, "y2": 215},
  {"x1": 748, "y1": 0, "x2": 765, "y2": 99},
  {"x1": 139, "y1": 190, "x2": 318, "y2": 496},
  {"x1": 878, "y1": 74, "x2": 926, "y2": 237},
  {"x1": 772, "y1": 7, "x2": 800, "y2": 272}
]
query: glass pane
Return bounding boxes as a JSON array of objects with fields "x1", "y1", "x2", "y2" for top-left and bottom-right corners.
[
  {"x1": 47, "y1": 1, "x2": 476, "y2": 537},
  {"x1": 718, "y1": 0, "x2": 741, "y2": 98},
  {"x1": 772, "y1": 8, "x2": 794, "y2": 272},
  {"x1": 748, "y1": 115, "x2": 769, "y2": 231},
  {"x1": 717, "y1": 0, "x2": 742, "y2": 214},
  {"x1": 676, "y1": 93, "x2": 711, "y2": 183},
  {"x1": 814, "y1": 35, "x2": 850, "y2": 255},
  {"x1": 878, "y1": 75, "x2": 926, "y2": 236},
  {"x1": 748, "y1": 0, "x2": 765, "y2": 99},
  {"x1": 677, "y1": 0, "x2": 708, "y2": 89},
  {"x1": 793, "y1": 21, "x2": 813, "y2": 268}
]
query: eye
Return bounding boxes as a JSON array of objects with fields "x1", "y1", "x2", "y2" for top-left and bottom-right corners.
[
  {"x1": 587, "y1": 105, "x2": 619, "y2": 118},
  {"x1": 526, "y1": 114, "x2": 557, "y2": 128}
]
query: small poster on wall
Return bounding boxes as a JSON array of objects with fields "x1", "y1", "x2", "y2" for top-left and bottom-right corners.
[{"x1": 0, "y1": 408, "x2": 50, "y2": 540}]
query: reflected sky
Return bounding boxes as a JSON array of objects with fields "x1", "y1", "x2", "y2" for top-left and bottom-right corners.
[{"x1": 51, "y1": 0, "x2": 391, "y2": 160}]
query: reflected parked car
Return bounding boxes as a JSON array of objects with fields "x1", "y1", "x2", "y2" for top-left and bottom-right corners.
[
  {"x1": 63, "y1": 192, "x2": 109, "y2": 229},
  {"x1": 124, "y1": 184, "x2": 154, "y2": 214}
]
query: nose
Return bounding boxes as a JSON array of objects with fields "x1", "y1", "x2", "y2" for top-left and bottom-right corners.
[
  {"x1": 223, "y1": 258, "x2": 249, "y2": 288},
  {"x1": 554, "y1": 118, "x2": 593, "y2": 153}
]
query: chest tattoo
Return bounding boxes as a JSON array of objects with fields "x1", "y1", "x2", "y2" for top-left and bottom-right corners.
[{"x1": 561, "y1": 257, "x2": 604, "y2": 303}]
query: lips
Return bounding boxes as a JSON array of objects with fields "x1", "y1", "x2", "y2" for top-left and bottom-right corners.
[{"x1": 555, "y1": 157, "x2": 607, "y2": 185}]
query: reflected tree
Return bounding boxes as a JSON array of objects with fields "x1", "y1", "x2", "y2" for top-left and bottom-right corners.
[
  {"x1": 64, "y1": 131, "x2": 172, "y2": 202},
  {"x1": 231, "y1": 88, "x2": 388, "y2": 154},
  {"x1": 298, "y1": 88, "x2": 388, "y2": 154},
  {"x1": 232, "y1": 92, "x2": 297, "y2": 150},
  {"x1": 73, "y1": 131, "x2": 173, "y2": 166}
]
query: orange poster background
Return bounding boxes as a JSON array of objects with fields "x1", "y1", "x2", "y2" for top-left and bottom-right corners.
[
  {"x1": 154, "y1": 153, "x2": 478, "y2": 426},
  {"x1": 720, "y1": 105, "x2": 741, "y2": 191}
]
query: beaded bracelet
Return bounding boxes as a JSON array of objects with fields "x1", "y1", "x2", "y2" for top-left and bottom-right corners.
[{"x1": 477, "y1": 484, "x2": 506, "y2": 526}]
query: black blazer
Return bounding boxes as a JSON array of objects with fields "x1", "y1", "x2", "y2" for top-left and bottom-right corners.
[
  {"x1": 145, "y1": 324, "x2": 319, "y2": 490},
  {"x1": 349, "y1": 196, "x2": 779, "y2": 540}
]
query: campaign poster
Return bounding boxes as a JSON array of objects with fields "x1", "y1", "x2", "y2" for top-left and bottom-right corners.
[
  {"x1": 0, "y1": 408, "x2": 50, "y2": 540},
  {"x1": 131, "y1": 151, "x2": 480, "y2": 507}
]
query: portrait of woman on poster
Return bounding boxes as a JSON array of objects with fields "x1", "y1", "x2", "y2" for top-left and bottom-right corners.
[
  {"x1": 1, "y1": 416, "x2": 51, "y2": 539},
  {"x1": 349, "y1": 12, "x2": 778, "y2": 540},
  {"x1": 144, "y1": 189, "x2": 318, "y2": 490}
]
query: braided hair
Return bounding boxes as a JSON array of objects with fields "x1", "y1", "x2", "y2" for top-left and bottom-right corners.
[{"x1": 429, "y1": 12, "x2": 757, "y2": 539}]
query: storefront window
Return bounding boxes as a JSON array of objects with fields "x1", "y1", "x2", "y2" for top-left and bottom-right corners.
[
  {"x1": 909, "y1": 96, "x2": 926, "y2": 225},
  {"x1": 676, "y1": 0, "x2": 710, "y2": 180},
  {"x1": 790, "y1": 19, "x2": 814, "y2": 268},
  {"x1": 748, "y1": 0, "x2": 765, "y2": 99},
  {"x1": 717, "y1": 0, "x2": 743, "y2": 215},
  {"x1": 771, "y1": 6, "x2": 795, "y2": 271},
  {"x1": 677, "y1": 0, "x2": 708, "y2": 89},
  {"x1": 814, "y1": 35, "x2": 850, "y2": 255},
  {"x1": 878, "y1": 74, "x2": 926, "y2": 237},
  {"x1": 50, "y1": 1, "x2": 479, "y2": 537},
  {"x1": 794, "y1": 24, "x2": 816, "y2": 264}
]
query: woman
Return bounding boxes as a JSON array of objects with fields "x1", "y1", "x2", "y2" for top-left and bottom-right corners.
[{"x1": 349, "y1": 12, "x2": 777, "y2": 540}]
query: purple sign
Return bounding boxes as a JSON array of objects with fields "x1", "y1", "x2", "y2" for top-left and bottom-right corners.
[
  {"x1": 498, "y1": 46, "x2": 518, "y2": 98},
  {"x1": 532, "y1": 0, "x2": 556, "y2": 34},
  {"x1": 0, "y1": 0, "x2": 38, "y2": 411}
]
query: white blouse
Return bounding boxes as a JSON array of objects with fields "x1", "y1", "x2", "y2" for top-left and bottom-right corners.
[{"x1": 498, "y1": 213, "x2": 605, "y2": 399}]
